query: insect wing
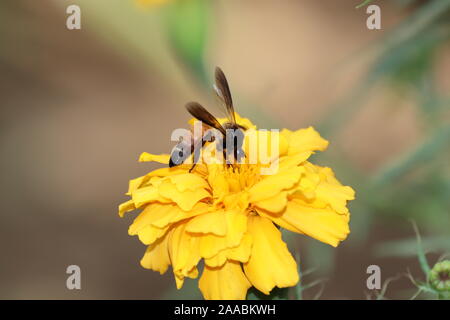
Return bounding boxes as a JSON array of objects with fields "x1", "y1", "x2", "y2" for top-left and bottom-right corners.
[
  {"x1": 185, "y1": 102, "x2": 226, "y2": 136},
  {"x1": 214, "y1": 67, "x2": 236, "y2": 124}
]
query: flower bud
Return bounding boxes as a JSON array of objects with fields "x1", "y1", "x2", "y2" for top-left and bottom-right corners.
[{"x1": 429, "y1": 260, "x2": 450, "y2": 292}]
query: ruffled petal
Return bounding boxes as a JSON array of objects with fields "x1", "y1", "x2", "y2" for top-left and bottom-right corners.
[
  {"x1": 118, "y1": 199, "x2": 135, "y2": 217},
  {"x1": 126, "y1": 176, "x2": 147, "y2": 195},
  {"x1": 128, "y1": 204, "x2": 176, "y2": 235},
  {"x1": 248, "y1": 166, "x2": 303, "y2": 203},
  {"x1": 315, "y1": 167, "x2": 355, "y2": 214},
  {"x1": 290, "y1": 163, "x2": 355, "y2": 214},
  {"x1": 204, "y1": 250, "x2": 227, "y2": 268},
  {"x1": 145, "y1": 166, "x2": 193, "y2": 178},
  {"x1": 174, "y1": 266, "x2": 199, "y2": 290},
  {"x1": 204, "y1": 232, "x2": 253, "y2": 268},
  {"x1": 283, "y1": 126, "x2": 329, "y2": 155},
  {"x1": 168, "y1": 224, "x2": 201, "y2": 279},
  {"x1": 168, "y1": 173, "x2": 210, "y2": 192},
  {"x1": 197, "y1": 209, "x2": 247, "y2": 258},
  {"x1": 253, "y1": 191, "x2": 288, "y2": 213},
  {"x1": 244, "y1": 215, "x2": 299, "y2": 295},
  {"x1": 199, "y1": 260, "x2": 251, "y2": 300},
  {"x1": 136, "y1": 224, "x2": 169, "y2": 245},
  {"x1": 186, "y1": 211, "x2": 227, "y2": 236},
  {"x1": 159, "y1": 179, "x2": 211, "y2": 211},
  {"x1": 207, "y1": 165, "x2": 230, "y2": 202},
  {"x1": 128, "y1": 203, "x2": 209, "y2": 236},
  {"x1": 132, "y1": 185, "x2": 169, "y2": 208},
  {"x1": 226, "y1": 233, "x2": 253, "y2": 263},
  {"x1": 261, "y1": 199, "x2": 350, "y2": 247},
  {"x1": 139, "y1": 152, "x2": 170, "y2": 164},
  {"x1": 140, "y1": 235, "x2": 170, "y2": 274}
]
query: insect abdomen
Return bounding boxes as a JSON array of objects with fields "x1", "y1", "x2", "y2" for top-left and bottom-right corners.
[{"x1": 169, "y1": 142, "x2": 192, "y2": 167}]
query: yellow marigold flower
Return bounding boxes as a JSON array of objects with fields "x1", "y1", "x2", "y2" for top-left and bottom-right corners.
[{"x1": 118, "y1": 114, "x2": 355, "y2": 300}]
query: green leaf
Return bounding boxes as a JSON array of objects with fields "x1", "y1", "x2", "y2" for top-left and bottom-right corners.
[
  {"x1": 374, "y1": 235, "x2": 450, "y2": 258},
  {"x1": 371, "y1": 125, "x2": 450, "y2": 189},
  {"x1": 412, "y1": 222, "x2": 432, "y2": 276},
  {"x1": 356, "y1": 0, "x2": 375, "y2": 9},
  {"x1": 370, "y1": 29, "x2": 446, "y2": 89},
  {"x1": 164, "y1": 0, "x2": 210, "y2": 84}
]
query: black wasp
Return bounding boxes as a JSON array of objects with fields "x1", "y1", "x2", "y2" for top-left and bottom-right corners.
[{"x1": 169, "y1": 67, "x2": 247, "y2": 171}]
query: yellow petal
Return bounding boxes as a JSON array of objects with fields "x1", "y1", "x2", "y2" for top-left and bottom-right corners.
[
  {"x1": 234, "y1": 113, "x2": 256, "y2": 130},
  {"x1": 145, "y1": 166, "x2": 191, "y2": 178},
  {"x1": 168, "y1": 224, "x2": 201, "y2": 278},
  {"x1": 168, "y1": 173, "x2": 210, "y2": 192},
  {"x1": 223, "y1": 209, "x2": 247, "y2": 247},
  {"x1": 174, "y1": 273, "x2": 184, "y2": 290},
  {"x1": 248, "y1": 166, "x2": 303, "y2": 203},
  {"x1": 198, "y1": 209, "x2": 247, "y2": 258},
  {"x1": 278, "y1": 152, "x2": 312, "y2": 169},
  {"x1": 128, "y1": 204, "x2": 176, "y2": 235},
  {"x1": 223, "y1": 192, "x2": 249, "y2": 212},
  {"x1": 204, "y1": 233, "x2": 253, "y2": 267},
  {"x1": 204, "y1": 250, "x2": 227, "y2": 268},
  {"x1": 132, "y1": 185, "x2": 168, "y2": 208},
  {"x1": 290, "y1": 164, "x2": 354, "y2": 214},
  {"x1": 227, "y1": 233, "x2": 253, "y2": 263},
  {"x1": 172, "y1": 265, "x2": 199, "y2": 290},
  {"x1": 315, "y1": 167, "x2": 355, "y2": 214},
  {"x1": 140, "y1": 235, "x2": 170, "y2": 274},
  {"x1": 296, "y1": 164, "x2": 321, "y2": 194},
  {"x1": 244, "y1": 215, "x2": 299, "y2": 295},
  {"x1": 199, "y1": 260, "x2": 252, "y2": 300},
  {"x1": 243, "y1": 129, "x2": 289, "y2": 162},
  {"x1": 199, "y1": 234, "x2": 227, "y2": 259},
  {"x1": 262, "y1": 199, "x2": 350, "y2": 247},
  {"x1": 158, "y1": 179, "x2": 210, "y2": 211},
  {"x1": 118, "y1": 199, "x2": 135, "y2": 218},
  {"x1": 207, "y1": 165, "x2": 230, "y2": 202},
  {"x1": 186, "y1": 211, "x2": 227, "y2": 236},
  {"x1": 126, "y1": 176, "x2": 147, "y2": 196},
  {"x1": 253, "y1": 191, "x2": 288, "y2": 213},
  {"x1": 156, "y1": 202, "x2": 210, "y2": 229},
  {"x1": 136, "y1": 224, "x2": 169, "y2": 245},
  {"x1": 139, "y1": 152, "x2": 170, "y2": 164},
  {"x1": 285, "y1": 127, "x2": 328, "y2": 155},
  {"x1": 129, "y1": 203, "x2": 209, "y2": 235}
]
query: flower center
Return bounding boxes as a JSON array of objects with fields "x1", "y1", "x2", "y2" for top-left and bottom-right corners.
[
  {"x1": 223, "y1": 164, "x2": 262, "y2": 192},
  {"x1": 438, "y1": 271, "x2": 449, "y2": 282}
]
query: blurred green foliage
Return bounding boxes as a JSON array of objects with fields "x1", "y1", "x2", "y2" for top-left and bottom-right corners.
[{"x1": 164, "y1": 0, "x2": 210, "y2": 84}]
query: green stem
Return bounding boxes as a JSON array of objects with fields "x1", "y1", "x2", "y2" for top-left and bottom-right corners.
[
  {"x1": 295, "y1": 253, "x2": 303, "y2": 300},
  {"x1": 412, "y1": 221, "x2": 431, "y2": 277}
]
